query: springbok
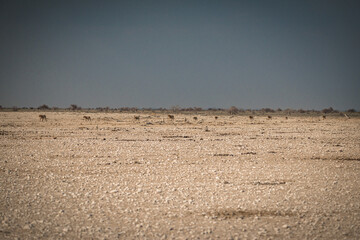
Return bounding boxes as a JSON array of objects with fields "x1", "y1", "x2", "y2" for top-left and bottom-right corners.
[
  {"x1": 83, "y1": 116, "x2": 91, "y2": 121},
  {"x1": 39, "y1": 115, "x2": 47, "y2": 121}
]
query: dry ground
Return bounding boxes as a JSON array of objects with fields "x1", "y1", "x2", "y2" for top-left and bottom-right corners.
[{"x1": 1, "y1": 112, "x2": 360, "y2": 239}]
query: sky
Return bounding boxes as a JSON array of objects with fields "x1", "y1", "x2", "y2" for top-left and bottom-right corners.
[{"x1": 1, "y1": 0, "x2": 359, "y2": 110}]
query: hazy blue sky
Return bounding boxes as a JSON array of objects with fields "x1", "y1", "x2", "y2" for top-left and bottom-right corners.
[{"x1": 1, "y1": 0, "x2": 359, "y2": 110}]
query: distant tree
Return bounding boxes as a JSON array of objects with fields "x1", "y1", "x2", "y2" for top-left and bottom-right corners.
[
  {"x1": 228, "y1": 106, "x2": 239, "y2": 115},
  {"x1": 321, "y1": 107, "x2": 334, "y2": 114},
  {"x1": 38, "y1": 104, "x2": 50, "y2": 110},
  {"x1": 70, "y1": 104, "x2": 81, "y2": 111}
]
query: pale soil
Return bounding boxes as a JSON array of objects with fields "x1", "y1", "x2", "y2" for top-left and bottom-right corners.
[{"x1": 0, "y1": 112, "x2": 359, "y2": 239}]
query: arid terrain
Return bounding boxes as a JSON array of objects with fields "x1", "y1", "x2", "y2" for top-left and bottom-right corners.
[{"x1": 1, "y1": 111, "x2": 359, "y2": 239}]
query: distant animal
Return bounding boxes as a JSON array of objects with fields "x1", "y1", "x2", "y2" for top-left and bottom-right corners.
[
  {"x1": 83, "y1": 116, "x2": 91, "y2": 121},
  {"x1": 134, "y1": 115, "x2": 140, "y2": 121},
  {"x1": 168, "y1": 115, "x2": 174, "y2": 120},
  {"x1": 249, "y1": 116, "x2": 254, "y2": 120},
  {"x1": 285, "y1": 116, "x2": 288, "y2": 120},
  {"x1": 322, "y1": 115, "x2": 326, "y2": 119},
  {"x1": 267, "y1": 116, "x2": 272, "y2": 119},
  {"x1": 193, "y1": 116, "x2": 198, "y2": 121},
  {"x1": 39, "y1": 115, "x2": 47, "y2": 121},
  {"x1": 215, "y1": 116, "x2": 218, "y2": 120}
]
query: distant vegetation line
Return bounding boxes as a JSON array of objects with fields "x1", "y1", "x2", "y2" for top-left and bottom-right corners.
[{"x1": 0, "y1": 104, "x2": 358, "y2": 115}]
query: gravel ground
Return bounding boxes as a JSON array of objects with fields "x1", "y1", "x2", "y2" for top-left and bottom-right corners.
[{"x1": 1, "y1": 112, "x2": 360, "y2": 239}]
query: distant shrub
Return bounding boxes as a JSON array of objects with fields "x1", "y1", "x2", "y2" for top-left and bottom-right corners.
[
  {"x1": 347, "y1": 109, "x2": 356, "y2": 113},
  {"x1": 96, "y1": 106, "x2": 111, "y2": 112},
  {"x1": 119, "y1": 107, "x2": 130, "y2": 112},
  {"x1": 171, "y1": 105, "x2": 180, "y2": 112},
  {"x1": 228, "y1": 106, "x2": 239, "y2": 115},
  {"x1": 70, "y1": 104, "x2": 81, "y2": 111},
  {"x1": 12, "y1": 106, "x2": 18, "y2": 111},
  {"x1": 261, "y1": 108, "x2": 275, "y2": 113},
  {"x1": 321, "y1": 107, "x2": 334, "y2": 114},
  {"x1": 298, "y1": 109, "x2": 306, "y2": 113},
  {"x1": 277, "y1": 108, "x2": 282, "y2": 112},
  {"x1": 38, "y1": 104, "x2": 50, "y2": 110},
  {"x1": 309, "y1": 109, "x2": 319, "y2": 113}
]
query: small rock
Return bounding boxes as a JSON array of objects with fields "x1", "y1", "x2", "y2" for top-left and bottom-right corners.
[{"x1": 23, "y1": 224, "x2": 31, "y2": 230}]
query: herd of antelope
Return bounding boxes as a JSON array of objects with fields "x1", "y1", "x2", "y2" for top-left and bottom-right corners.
[{"x1": 37, "y1": 113, "x2": 348, "y2": 123}]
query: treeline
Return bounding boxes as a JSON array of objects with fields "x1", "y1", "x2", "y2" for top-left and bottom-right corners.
[{"x1": 0, "y1": 104, "x2": 358, "y2": 114}]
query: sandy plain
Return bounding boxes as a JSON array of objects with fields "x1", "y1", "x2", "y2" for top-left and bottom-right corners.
[{"x1": 0, "y1": 111, "x2": 360, "y2": 239}]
